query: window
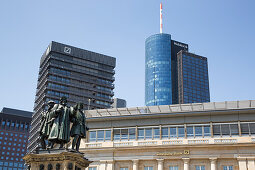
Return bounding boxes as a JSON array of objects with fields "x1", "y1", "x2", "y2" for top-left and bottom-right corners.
[
  {"x1": 114, "y1": 128, "x2": 136, "y2": 141},
  {"x1": 223, "y1": 166, "x2": 233, "y2": 170},
  {"x1": 144, "y1": 167, "x2": 153, "y2": 170},
  {"x1": 88, "y1": 167, "x2": 97, "y2": 170},
  {"x1": 89, "y1": 131, "x2": 96, "y2": 142},
  {"x1": 195, "y1": 165, "x2": 205, "y2": 170},
  {"x1": 241, "y1": 122, "x2": 255, "y2": 135},
  {"x1": 120, "y1": 168, "x2": 128, "y2": 170},
  {"x1": 213, "y1": 123, "x2": 239, "y2": 136},
  {"x1": 169, "y1": 166, "x2": 178, "y2": 170}
]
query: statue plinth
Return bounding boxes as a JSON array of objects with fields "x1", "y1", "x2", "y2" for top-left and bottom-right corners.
[{"x1": 23, "y1": 149, "x2": 92, "y2": 170}]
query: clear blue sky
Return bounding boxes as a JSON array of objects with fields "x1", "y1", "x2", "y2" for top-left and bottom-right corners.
[{"x1": 0, "y1": 0, "x2": 255, "y2": 111}]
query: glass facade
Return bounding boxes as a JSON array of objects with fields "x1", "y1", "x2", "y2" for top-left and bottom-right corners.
[
  {"x1": 177, "y1": 51, "x2": 210, "y2": 104},
  {"x1": 145, "y1": 34, "x2": 172, "y2": 106}
]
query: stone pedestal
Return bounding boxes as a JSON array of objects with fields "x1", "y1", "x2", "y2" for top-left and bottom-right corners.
[{"x1": 23, "y1": 149, "x2": 91, "y2": 170}]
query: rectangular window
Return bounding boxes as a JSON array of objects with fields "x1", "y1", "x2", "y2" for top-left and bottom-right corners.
[
  {"x1": 129, "y1": 128, "x2": 136, "y2": 140},
  {"x1": 153, "y1": 128, "x2": 160, "y2": 139},
  {"x1": 138, "y1": 129, "x2": 144, "y2": 140},
  {"x1": 97, "y1": 130, "x2": 104, "y2": 141},
  {"x1": 230, "y1": 124, "x2": 239, "y2": 136},
  {"x1": 170, "y1": 127, "x2": 177, "y2": 138},
  {"x1": 145, "y1": 128, "x2": 152, "y2": 139},
  {"x1": 120, "y1": 168, "x2": 128, "y2": 170},
  {"x1": 144, "y1": 166, "x2": 153, "y2": 170},
  {"x1": 195, "y1": 165, "x2": 205, "y2": 170},
  {"x1": 88, "y1": 167, "x2": 97, "y2": 170},
  {"x1": 223, "y1": 166, "x2": 233, "y2": 170},
  {"x1": 105, "y1": 130, "x2": 111, "y2": 141},
  {"x1": 178, "y1": 127, "x2": 185, "y2": 137},
  {"x1": 121, "y1": 129, "x2": 128, "y2": 140},
  {"x1": 89, "y1": 131, "x2": 96, "y2": 142},
  {"x1": 113, "y1": 129, "x2": 121, "y2": 141},
  {"x1": 162, "y1": 127, "x2": 169, "y2": 138},
  {"x1": 187, "y1": 126, "x2": 194, "y2": 137},
  {"x1": 204, "y1": 125, "x2": 211, "y2": 136},
  {"x1": 195, "y1": 126, "x2": 203, "y2": 137},
  {"x1": 169, "y1": 166, "x2": 178, "y2": 170},
  {"x1": 241, "y1": 123, "x2": 249, "y2": 135}
]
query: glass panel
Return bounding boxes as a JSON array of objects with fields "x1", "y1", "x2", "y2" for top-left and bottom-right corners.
[
  {"x1": 230, "y1": 124, "x2": 239, "y2": 135},
  {"x1": 144, "y1": 167, "x2": 153, "y2": 170},
  {"x1": 249, "y1": 123, "x2": 255, "y2": 134},
  {"x1": 97, "y1": 130, "x2": 104, "y2": 141},
  {"x1": 129, "y1": 128, "x2": 136, "y2": 140},
  {"x1": 204, "y1": 125, "x2": 211, "y2": 136},
  {"x1": 213, "y1": 125, "x2": 221, "y2": 136},
  {"x1": 221, "y1": 124, "x2": 230, "y2": 136},
  {"x1": 178, "y1": 127, "x2": 185, "y2": 137},
  {"x1": 120, "y1": 168, "x2": 128, "y2": 170},
  {"x1": 114, "y1": 129, "x2": 121, "y2": 141},
  {"x1": 145, "y1": 128, "x2": 152, "y2": 139},
  {"x1": 195, "y1": 126, "x2": 203, "y2": 137},
  {"x1": 121, "y1": 129, "x2": 128, "y2": 140},
  {"x1": 162, "y1": 127, "x2": 169, "y2": 138},
  {"x1": 153, "y1": 128, "x2": 160, "y2": 139},
  {"x1": 89, "y1": 131, "x2": 96, "y2": 142},
  {"x1": 105, "y1": 130, "x2": 111, "y2": 141},
  {"x1": 241, "y1": 123, "x2": 250, "y2": 135},
  {"x1": 170, "y1": 127, "x2": 177, "y2": 138},
  {"x1": 187, "y1": 126, "x2": 194, "y2": 137},
  {"x1": 169, "y1": 166, "x2": 178, "y2": 170},
  {"x1": 138, "y1": 129, "x2": 144, "y2": 140}
]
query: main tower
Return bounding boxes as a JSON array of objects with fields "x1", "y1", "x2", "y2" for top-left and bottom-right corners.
[{"x1": 145, "y1": 3, "x2": 172, "y2": 106}]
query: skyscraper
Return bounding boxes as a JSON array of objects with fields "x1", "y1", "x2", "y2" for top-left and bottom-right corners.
[
  {"x1": 177, "y1": 51, "x2": 210, "y2": 104},
  {"x1": 145, "y1": 33, "x2": 172, "y2": 106},
  {"x1": 0, "y1": 107, "x2": 32, "y2": 169},
  {"x1": 28, "y1": 41, "x2": 116, "y2": 152},
  {"x1": 145, "y1": 3, "x2": 210, "y2": 106}
]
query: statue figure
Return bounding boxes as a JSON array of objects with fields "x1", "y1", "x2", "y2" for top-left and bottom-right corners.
[
  {"x1": 39, "y1": 101, "x2": 55, "y2": 149},
  {"x1": 48, "y1": 97, "x2": 71, "y2": 149},
  {"x1": 70, "y1": 102, "x2": 89, "y2": 152}
]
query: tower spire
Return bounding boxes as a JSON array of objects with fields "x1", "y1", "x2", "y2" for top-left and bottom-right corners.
[{"x1": 160, "y1": 2, "x2": 163, "y2": 33}]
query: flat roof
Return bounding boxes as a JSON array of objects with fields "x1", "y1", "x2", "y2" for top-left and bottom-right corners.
[
  {"x1": 85, "y1": 100, "x2": 255, "y2": 118},
  {"x1": 1, "y1": 107, "x2": 32, "y2": 118}
]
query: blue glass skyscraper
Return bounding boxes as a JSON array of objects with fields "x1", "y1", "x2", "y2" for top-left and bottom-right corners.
[{"x1": 145, "y1": 33, "x2": 172, "y2": 106}]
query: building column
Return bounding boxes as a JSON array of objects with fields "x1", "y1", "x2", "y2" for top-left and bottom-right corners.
[
  {"x1": 157, "y1": 159, "x2": 164, "y2": 170},
  {"x1": 99, "y1": 161, "x2": 107, "y2": 170},
  {"x1": 238, "y1": 157, "x2": 247, "y2": 170},
  {"x1": 209, "y1": 158, "x2": 217, "y2": 170},
  {"x1": 247, "y1": 158, "x2": 255, "y2": 170},
  {"x1": 133, "y1": 160, "x2": 139, "y2": 170},
  {"x1": 106, "y1": 160, "x2": 114, "y2": 170},
  {"x1": 182, "y1": 158, "x2": 190, "y2": 170}
]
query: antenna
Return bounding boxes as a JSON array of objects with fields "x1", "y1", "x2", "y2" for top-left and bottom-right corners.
[{"x1": 160, "y1": 3, "x2": 163, "y2": 33}]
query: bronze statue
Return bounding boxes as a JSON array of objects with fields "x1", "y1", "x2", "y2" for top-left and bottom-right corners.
[
  {"x1": 48, "y1": 97, "x2": 71, "y2": 149},
  {"x1": 39, "y1": 101, "x2": 55, "y2": 149},
  {"x1": 70, "y1": 102, "x2": 89, "y2": 152}
]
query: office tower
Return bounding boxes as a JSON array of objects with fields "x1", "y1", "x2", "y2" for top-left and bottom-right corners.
[
  {"x1": 171, "y1": 40, "x2": 189, "y2": 104},
  {"x1": 177, "y1": 51, "x2": 210, "y2": 104},
  {"x1": 28, "y1": 41, "x2": 116, "y2": 152},
  {"x1": 112, "y1": 98, "x2": 127, "y2": 108},
  {"x1": 145, "y1": 33, "x2": 172, "y2": 106},
  {"x1": 145, "y1": 3, "x2": 210, "y2": 106},
  {"x1": 0, "y1": 107, "x2": 32, "y2": 170}
]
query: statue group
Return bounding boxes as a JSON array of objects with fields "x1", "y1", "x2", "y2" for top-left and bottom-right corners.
[{"x1": 39, "y1": 97, "x2": 89, "y2": 152}]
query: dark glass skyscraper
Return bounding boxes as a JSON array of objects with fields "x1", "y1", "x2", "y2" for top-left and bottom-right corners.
[
  {"x1": 177, "y1": 51, "x2": 210, "y2": 104},
  {"x1": 28, "y1": 41, "x2": 116, "y2": 152},
  {"x1": 145, "y1": 33, "x2": 172, "y2": 106}
]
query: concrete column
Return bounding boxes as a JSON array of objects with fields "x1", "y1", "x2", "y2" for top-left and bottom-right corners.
[
  {"x1": 247, "y1": 158, "x2": 255, "y2": 170},
  {"x1": 209, "y1": 158, "x2": 217, "y2": 170},
  {"x1": 238, "y1": 157, "x2": 247, "y2": 170},
  {"x1": 99, "y1": 161, "x2": 107, "y2": 170},
  {"x1": 106, "y1": 161, "x2": 115, "y2": 170},
  {"x1": 182, "y1": 158, "x2": 190, "y2": 170},
  {"x1": 157, "y1": 159, "x2": 164, "y2": 170},
  {"x1": 133, "y1": 160, "x2": 139, "y2": 170}
]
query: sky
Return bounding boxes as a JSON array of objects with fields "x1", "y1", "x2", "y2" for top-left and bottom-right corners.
[{"x1": 0, "y1": 0, "x2": 255, "y2": 112}]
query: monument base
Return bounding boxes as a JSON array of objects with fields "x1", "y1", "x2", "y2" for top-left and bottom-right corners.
[{"x1": 23, "y1": 149, "x2": 91, "y2": 170}]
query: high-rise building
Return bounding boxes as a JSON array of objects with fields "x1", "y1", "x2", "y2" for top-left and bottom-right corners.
[
  {"x1": 171, "y1": 40, "x2": 189, "y2": 104},
  {"x1": 0, "y1": 107, "x2": 32, "y2": 169},
  {"x1": 145, "y1": 33, "x2": 172, "y2": 106},
  {"x1": 28, "y1": 41, "x2": 116, "y2": 152},
  {"x1": 112, "y1": 98, "x2": 127, "y2": 108},
  {"x1": 145, "y1": 3, "x2": 210, "y2": 106},
  {"x1": 177, "y1": 51, "x2": 210, "y2": 104}
]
